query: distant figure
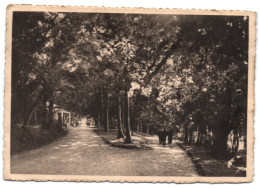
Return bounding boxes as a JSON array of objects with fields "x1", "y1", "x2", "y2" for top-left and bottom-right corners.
[
  {"x1": 161, "y1": 128, "x2": 167, "y2": 146},
  {"x1": 157, "y1": 127, "x2": 162, "y2": 144},
  {"x1": 168, "y1": 127, "x2": 173, "y2": 146}
]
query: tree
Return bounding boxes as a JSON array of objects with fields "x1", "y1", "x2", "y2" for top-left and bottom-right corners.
[
  {"x1": 12, "y1": 12, "x2": 248, "y2": 155},
  {"x1": 12, "y1": 12, "x2": 65, "y2": 129}
]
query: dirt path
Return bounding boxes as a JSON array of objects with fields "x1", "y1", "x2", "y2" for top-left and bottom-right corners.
[{"x1": 11, "y1": 127, "x2": 198, "y2": 176}]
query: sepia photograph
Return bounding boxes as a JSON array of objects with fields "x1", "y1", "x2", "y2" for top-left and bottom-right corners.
[{"x1": 4, "y1": 5, "x2": 255, "y2": 183}]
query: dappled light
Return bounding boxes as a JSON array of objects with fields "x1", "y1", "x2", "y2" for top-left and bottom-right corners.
[{"x1": 10, "y1": 11, "x2": 248, "y2": 177}]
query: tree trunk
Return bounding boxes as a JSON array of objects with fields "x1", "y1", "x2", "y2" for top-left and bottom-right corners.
[
  {"x1": 146, "y1": 125, "x2": 149, "y2": 134},
  {"x1": 111, "y1": 115, "x2": 115, "y2": 129},
  {"x1": 97, "y1": 113, "x2": 101, "y2": 128},
  {"x1": 121, "y1": 96, "x2": 125, "y2": 134},
  {"x1": 47, "y1": 98, "x2": 54, "y2": 129},
  {"x1": 25, "y1": 105, "x2": 38, "y2": 127},
  {"x1": 212, "y1": 131, "x2": 229, "y2": 159},
  {"x1": 34, "y1": 110, "x2": 37, "y2": 126},
  {"x1": 106, "y1": 94, "x2": 109, "y2": 132},
  {"x1": 41, "y1": 98, "x2": 48, "y2": 130},
  {"x1": 189, "y1": 128, "x2": 193, "y2": 145},
  {"x1": 244, "y1": 136, "x2": 247, "y2": 151},
  {"x1": 197, "y1": 126, "x2": 206, "y2": 145},
  {"x1": 124, "y1": 91, "x2": 132, "y2": 143},
  {"x1": 232, "y1": 131, "x2": 240, "y2": 156},
  {"x1": 104, "y1": 91, "x2": 109, "y2": 132},
  {"x1": 184, "y1": 123, "x2": 189, "y2": 145},
  {"x1": 235, "y1": 135, "x2": 240, "y2": 155},
  {"x1": 131, "y1": 124, "x2": 134, "y2": 136},
  {"x1": 23, "y1": 92, "x2": 43, "y2": 127},
  {"x1": 137, "y1": 124, "x2": 140, "y2": 133},
  {"x1": 131, "y1": 111, "x2": 135, "y2": 136},
  {"x1": 196, "y1": 130, "x2": 201, "y2": 145},
  {"x1": 117, "y1": 95, "x2": 125, "y2": 138}
]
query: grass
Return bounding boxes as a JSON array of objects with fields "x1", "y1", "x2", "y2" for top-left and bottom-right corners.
[
  {"x1": 177, "y1": 142, "x2": 246, "y2": 177},
  {"x1": 95, "y1": 129, "x2": 118, "y2": 142},
  {"x1": 95, "y1": 128, "x2": 152, "y2": 149},
  {"x1": 11, "y1": 124, "x2": 68, "y2": 155}
]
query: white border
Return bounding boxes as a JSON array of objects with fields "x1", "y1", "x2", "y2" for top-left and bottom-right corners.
[{"x1": 0, "y1": 0, "x2": 259, "y2": 187}]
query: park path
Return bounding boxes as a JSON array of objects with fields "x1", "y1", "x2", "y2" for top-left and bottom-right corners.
[{"x1": 11, "y1": 126, "x2": 198, "y2": 176}]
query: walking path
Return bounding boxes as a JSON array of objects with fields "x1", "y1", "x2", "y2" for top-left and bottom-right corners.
[{"x1": 11, "y1": 127, "x2": 198, "y2": 176}]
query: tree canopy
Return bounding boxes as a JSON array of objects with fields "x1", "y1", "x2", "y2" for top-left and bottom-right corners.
[{"x1": 11, "y1": 12, "x2": 248, "y2": 157}]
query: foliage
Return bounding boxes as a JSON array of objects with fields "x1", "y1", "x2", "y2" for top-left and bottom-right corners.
[{"x1": 12, "y1": 12, "x2": 248, "y2": 157}]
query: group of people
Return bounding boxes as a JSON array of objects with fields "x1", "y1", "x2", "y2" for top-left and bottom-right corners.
[{"x1": 157, "y1": 126, "x2": 174, "y2": 146}]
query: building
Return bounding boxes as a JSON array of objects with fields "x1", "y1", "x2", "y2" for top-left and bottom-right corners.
[{"x1": 53, "y1": 105, "x2": 71, "y2": 126}]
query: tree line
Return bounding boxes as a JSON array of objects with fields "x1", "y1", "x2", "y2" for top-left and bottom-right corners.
[{"x1": 12, "y1": 12, "x2": 248, "y2": 158}]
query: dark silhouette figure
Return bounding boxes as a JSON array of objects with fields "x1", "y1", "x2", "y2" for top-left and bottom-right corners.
[
  {"x1": 161, "y1": 128, "x2": 168, "y2": 146},
  {"x1": 157, "y1": 127, "x2": 162, "y2": 144},
  {"x1": 168, "y1": 128, "x2": 173, "y2": 146}
]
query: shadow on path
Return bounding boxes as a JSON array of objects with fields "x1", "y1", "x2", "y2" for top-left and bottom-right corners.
[{"x1": 11, "y1": 127, "x2": 198, "y2": 176}]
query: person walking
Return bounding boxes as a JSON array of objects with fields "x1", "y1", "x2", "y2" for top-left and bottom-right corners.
[
  {"x1": 161, "y1": 128, "x2": 167, "y2": 146},
  {"x1": 157, "y1": 126, "x2": 162, "y2": 145},
  {"x1": 168, "y1": 126, "x2": 174, "y2": 146}
]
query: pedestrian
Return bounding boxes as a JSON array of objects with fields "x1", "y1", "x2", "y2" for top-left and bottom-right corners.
[
  {"x1": 161, "y1": 128, "x2": 167, "y2": 146},
  {"x1": 157, "y1": 126, "x2": 162, "y2": 145},
  {"x1": 168, "y1": 127, "x2": 173, "y2": 146}
]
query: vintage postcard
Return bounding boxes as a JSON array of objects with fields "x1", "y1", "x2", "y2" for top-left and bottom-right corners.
[{"x1": 4, "y1": 5, "x2": 256, "y2": 183}]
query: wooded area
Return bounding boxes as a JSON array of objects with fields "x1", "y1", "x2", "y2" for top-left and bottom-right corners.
[{"x1": 11, "y1": 12, "x2": 248, "y2": 159}]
